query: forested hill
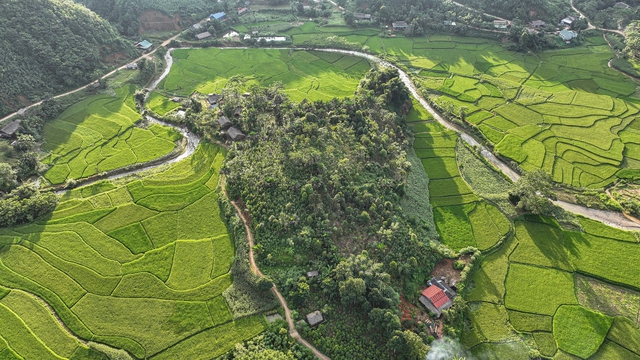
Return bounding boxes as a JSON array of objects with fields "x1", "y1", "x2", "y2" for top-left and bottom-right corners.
[
  {"x1": 0, "y1": 0, "x2": 135, "y2": 117},
  {"x1": 74, "y1": 0, "x2": 226, "y2": 36},
  {"x1": 452, "y1": 0, "x2": 572, "y2": 21}
]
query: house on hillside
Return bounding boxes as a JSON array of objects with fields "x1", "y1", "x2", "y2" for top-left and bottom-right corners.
[
  {"x1": 418, "y1": 277, "x2": 457, "y2": 317},
  {"x1": 238, "y1": 7, "x2": 249, "y2": 16},
  {"x1": 195, "y1": 32, "x2": 212, "y2": 40},
  {"x1": 217, "y1": 116, "x2": 232, "y2": 130},
  {"x1": 16, "y1": 109, "x2": 27, "y2": 117},
  {"x1": 443, "y1": 20, "x2": 457, "y2": 26},
  {"x1": 560, "y1": 29, "x2": 578, "y2": 42},
  {"x1": 392, "y1": 21, "x2": 409, "y2": 30},
  {"x1": 192, "y1": 23, "x2": 203, "y2": 31},
  {"x1": 614, "y1": 2, "x2": 630, "y2": 8},
  {"x1": 210, "y1": 12, "x2": 227, "y2": 21},
  {"x1": 530, "y1": 20, "x2": 547, "y2": 28},
  {"x1": 136, "y1": 40, "x2": 153, "y2": 51},
  {"x1": 354, "y1": 13, "x2": 372, "y2": 21},
  {"x1": 0, "y1": 121, "x2": 21, "y2": 138},
  {"x1": 494, "y1": 20, "x2": 509, "y2": 29},
  {"x1": 306, "y1": 311, "x2": 324, "y2": 326},
  {"x1": 226, "y1": 127, "x2": 245, "y2": 141},
  {"x1": 208, "y1": 94, "x2": 222, "y2": 105},
  {"x1": 561, "y1": 16, "x2": 577, "y2": 27},
  {"x1": 223, "y1": 31, "x2": 240, "y2": 41},
  {"x1": 125, "y1": 62, "x2": 138, "y2": 70}
]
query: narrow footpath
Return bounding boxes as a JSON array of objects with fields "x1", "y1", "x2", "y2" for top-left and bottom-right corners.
[{"x1": 224, "y1": 184, "x2": 330, "y2": 360}]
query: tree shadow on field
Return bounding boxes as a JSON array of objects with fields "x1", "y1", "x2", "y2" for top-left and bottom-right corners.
[{"x1": 519, "y1": 219, "x2": 587, "y2": 271}]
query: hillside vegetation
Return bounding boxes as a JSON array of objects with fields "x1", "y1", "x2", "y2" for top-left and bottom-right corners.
[
  {"x1": 0, "y1": 0, "x2": 135, "y2": 117},
  {"x1": 75, "y1": 0, "x2": 226, "y2": 36}
]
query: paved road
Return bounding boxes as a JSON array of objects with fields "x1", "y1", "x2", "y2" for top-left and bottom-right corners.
[{"x1": 227, "y1": 196, "x2": 331, "y2": 360}]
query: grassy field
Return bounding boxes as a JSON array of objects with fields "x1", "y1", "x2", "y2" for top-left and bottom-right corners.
[
  {"x1": 42, "y1": 85, "x2": 181, "y2": 185},
  {"x1": 0, "y1": 143, "x2": 265, "y2": 359},
  {"x1": 159, "y1": 48, "x2": 371, "y2": 102},
  {"x1": 410, "y1": 107, "x2": 509, "y2": 251}
]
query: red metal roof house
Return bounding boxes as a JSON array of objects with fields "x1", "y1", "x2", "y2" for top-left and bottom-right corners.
[{"x1": 418, "y1": 277, "x2": 456, "y2": 316}]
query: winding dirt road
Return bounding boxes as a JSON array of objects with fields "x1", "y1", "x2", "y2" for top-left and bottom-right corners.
[
  {"x1": 570, "y1": 0, "x2": 625, "y2": 35},
  {"x1": 224, "y1": 187, "x2": 331, "y2": 360}
]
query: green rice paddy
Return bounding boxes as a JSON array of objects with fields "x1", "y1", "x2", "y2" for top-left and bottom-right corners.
[
  {"x1": 410, "y1": 104, "x2": 509, "y2": 251},
  {"x1": 282, "y1": 22, "x2": 640, "y2": 188},
  {"x1": 159, "y1": 48, "x2": 371, "y2": 102},
  {"x1": 462, "y1": 214, "x2": 640, "y2": 358},
  {"x1": 41, "y1": 85, "x2": 181, "y2": 185},
  {"x1": 0, "y1": 143, "x2": 265, "y2": 359}
]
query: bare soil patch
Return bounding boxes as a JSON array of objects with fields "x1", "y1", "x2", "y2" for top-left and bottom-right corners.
[{"x1": 139, "y1": 10, "x2": 181, "y2": 34}]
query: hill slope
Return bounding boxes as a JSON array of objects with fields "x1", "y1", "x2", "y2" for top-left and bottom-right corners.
[
  {"x1": 74, "y1": 0, "x2": 225, "y2": 36},
  {"x1": 0, "y1": 0, "x2": 136, "y2": 117}
]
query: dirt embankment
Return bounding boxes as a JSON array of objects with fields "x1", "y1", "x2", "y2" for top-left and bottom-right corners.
[{"x1": 139, "y1": 10, "x2": 181, "y2": 34}]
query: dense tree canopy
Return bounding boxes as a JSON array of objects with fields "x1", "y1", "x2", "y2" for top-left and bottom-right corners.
[{"x1": 0, "y1": 0, "x2": 135, "y2": 117}]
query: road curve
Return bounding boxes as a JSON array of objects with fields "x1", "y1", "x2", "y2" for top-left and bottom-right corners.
[
  {"x1": 225, "y1": 190, "x2": 331, "y2": 360},
  {"x1": 570, "y1": 0, "x2": 625, "y2": 35}
]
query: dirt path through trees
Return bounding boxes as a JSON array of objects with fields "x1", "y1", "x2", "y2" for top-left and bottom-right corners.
[{"x1": 223, "y1": 185, "x2": 331, "y2": 360}]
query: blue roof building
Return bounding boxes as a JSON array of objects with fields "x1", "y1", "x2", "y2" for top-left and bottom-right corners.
[
  {"x1": 136, "y1": 40, "x2": 152, "y2": 50},
  {"x1": 559, "y1": 29, "x2": 578, "y2": 42},
  {"x1": 210, "y1": 12, "x2": 227, "y2": 21}
]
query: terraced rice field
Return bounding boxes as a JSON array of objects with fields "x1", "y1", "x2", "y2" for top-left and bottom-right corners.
[
  {"x1": 0, "y1": 143, "x2": 264, "y2": 359},
  {"x1": 410, "y1": 103, "x2": 509, "y2": 251},
  {"x1": 158, "y1": 48, "x2": 371, "y2": 102},
  {"x1": 464, "y1": 215, "x2": 640, "y2": 359},
  {"x1": 403, "y1": 35, "x2": 640, "y2": 188},
  {"x1": 282, "y1": 22, "x2": 640, "y2": 188},
  {"x1": 42, "y1": 85, "x2": 181, "y2": 185}
]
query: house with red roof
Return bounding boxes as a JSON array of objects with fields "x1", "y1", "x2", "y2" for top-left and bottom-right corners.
[{"x1": 418, "y1": 277, "x2": 456, "y2": 316}]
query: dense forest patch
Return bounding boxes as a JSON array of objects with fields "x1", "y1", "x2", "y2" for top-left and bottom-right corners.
[{"x1": 0, "y1": 0, "x2": 136, "y2": 117}]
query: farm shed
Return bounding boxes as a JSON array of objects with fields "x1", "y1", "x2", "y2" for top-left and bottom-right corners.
[
  {"x1": 354, "y1": 13, "x2": 371, "y2": 20},
  {"x1": 306, "y1": 311, "x2": 324, "y2": 326},
  {"x1": 0, "y1": 121, "x2": 21, "y2": 138},
  {"x1": 195, "y1": 32, "x2": 212, "y2": 40},
  {"x1": 494, "y1": 20, "x2": 509, "y2": 29},
  {"x1": 392, "y1": 21, "x2": 409, "y2": 30},
  {"x1": 126, "y1": 63, "x2": 138, "y2": 70},
  {"x1": 136, "y1": 40, "x2": 152, "y2": 50},
  {"x1": 234, "y1": 107, "x2": 243, "y2": 117},
  {"x1": 238, "y1": 7, "x2": 249, "y2": 15},
  {"x1": 227, "y1": 127, "x2": 245, "y2": 141},
  {"x1": 208, "y1": 94, "x2": 222, "y2": 105},
  {"x1": 192, "y1": 23, "x2": 203, "y2": 31},
  {"x1": 418, "y1": 277, "x2": 457, "y2": 317},
  {"x1": 217, "y1": 116, "x2": 232, "y2": 130},
  {"x1": 530, "y1": 20, "x2": 547, "y2": 28},
  {"x1": 443, "y1": 20, "x2": 457, "y2": 26},
  {"x1": 210, "y1": 12, "x2": 227, "y2": 21},
  {"x1": 561, "y1": 16, "x2": 577, "y2": 27},
  {"x1": 16, "y1": 108, "x2": 27, "y2": 117},
  {"x1": 307, "y1": 270, "x2": 319, "y2": 278}
]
